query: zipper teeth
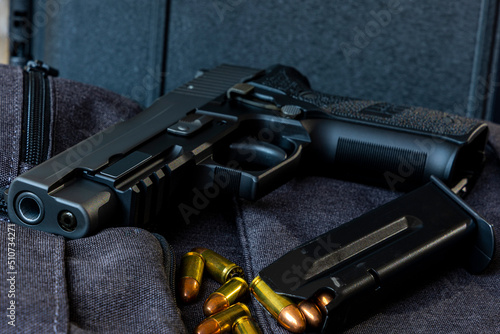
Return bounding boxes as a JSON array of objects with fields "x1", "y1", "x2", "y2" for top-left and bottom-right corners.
[
  {"x1": 22, "y1": 70, "x2": 50, "y2": 165},
  {"x1": 168, "y1": 242, "x2": 177, "y2": 304}
]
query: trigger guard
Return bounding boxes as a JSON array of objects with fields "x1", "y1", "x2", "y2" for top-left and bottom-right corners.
[{"x1": 197, "y1": 138, "x2": 303, "y2": 201}]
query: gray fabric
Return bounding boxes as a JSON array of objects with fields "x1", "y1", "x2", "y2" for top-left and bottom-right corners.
[
  {"x1": 0, "y1": 226, "x2": 68, "y2": 333},
  {"x1": 0, "y1": 65, "x2": 22, "y2": 186},
  {"x1": 66, "y1": 228, "x2": 186, "y2": 334},
  {"x1": 0, "y1": 223, "x2": 188, "y2": 334}
]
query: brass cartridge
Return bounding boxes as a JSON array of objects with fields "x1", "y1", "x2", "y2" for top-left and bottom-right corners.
[
  {"x1": 178, "y1": 251, "x2": 205, "y2": 303},
  {"x1": 194, "y1": 302, "x2": 251, "y2": 334},
  {"x1": 249, "y1": 276, "x2": 306, "y2": 333},
  {"x1": 204, "y1": 276, "x2": 249, "y2": 316},
  {"x1": 232, "y1": 316, "x2": 263, "y2": 334},
  {"x1": 193, "y1": 247, "x2": 244, "y2": 284}
]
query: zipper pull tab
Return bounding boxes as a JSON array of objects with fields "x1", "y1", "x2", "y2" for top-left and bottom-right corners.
[{"x1": 24, "y1": 60, "x2": 59, "y2": 77}]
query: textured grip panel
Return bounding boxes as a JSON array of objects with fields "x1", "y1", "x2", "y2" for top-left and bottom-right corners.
[
  {"x1": 336, "y1": 138, "x2": 427, "y2": 181},
  {"x1": 256, "y1": 66, "x2": 483, "y2": 138},
  {"x1": 215, "y1": 167, "x2": 242, "y2": 194}
]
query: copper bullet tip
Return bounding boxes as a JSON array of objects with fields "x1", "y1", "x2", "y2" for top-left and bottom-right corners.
[
  {"x1": 194, "y1": 318, "x2": 221, "y2": 334},
  {"x1": 314, "y1": 290, "x2": 335, "y2": 315},
  {"x1": 298, "y1": 299, "x2": 323, "y2": 329},
  {"x1": 178, "y1": 277, "x2": 200, "y2": 304},
  {"x1": 278, "y1": 304, "x2": 306, "y2": 333},
  {"x1": 203, "y1": 292, "x2": 230, "y2": 316}
]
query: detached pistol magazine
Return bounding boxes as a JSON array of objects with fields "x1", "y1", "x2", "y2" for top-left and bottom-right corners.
[
  {"x1": 257, "y1": 176, "x2": 495, "y2": 332},
  {"x1": 6, "y1": 64, "x2": 490, "y2": 238}
]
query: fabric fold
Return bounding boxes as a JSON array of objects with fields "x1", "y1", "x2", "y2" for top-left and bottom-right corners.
[{"x1": 66, "y1": 227, "x2": 187, "y2": 334}]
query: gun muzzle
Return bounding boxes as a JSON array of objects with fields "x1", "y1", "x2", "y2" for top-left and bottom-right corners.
[{"x1": 8, "y1": 177, "x2": 118, "y2": 238}]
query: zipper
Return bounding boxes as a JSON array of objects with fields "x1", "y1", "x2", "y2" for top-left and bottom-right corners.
[
  {"x1": 152, "y1": 233, "x2": 178, "y2": 304},
  {"x1": 168, "y1": 242, "x2": 177, "y2": 304},
  {"x1": 21, "y1": 60, "x2": 58, "y2": 165},
  {"x1": 1, "y1": 61, "x2": 58, "y2": 217}
]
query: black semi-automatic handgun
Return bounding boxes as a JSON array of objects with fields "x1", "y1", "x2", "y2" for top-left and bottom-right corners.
[{"x1": 6, "y1": 64, "x2": 490, "y2": 239}]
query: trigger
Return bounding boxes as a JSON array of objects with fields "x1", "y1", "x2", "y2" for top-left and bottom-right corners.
[{"x1": 228, "y1": 140, "x2": 287, "y2": 172}]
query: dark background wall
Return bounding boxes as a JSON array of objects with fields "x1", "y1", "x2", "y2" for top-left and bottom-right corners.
[
  {"x1": 164, "y1": 0, "x2": 499, "y2": 120},
  {"x1": 10, "y1": 0, "x2": 500, "y2": 121}
]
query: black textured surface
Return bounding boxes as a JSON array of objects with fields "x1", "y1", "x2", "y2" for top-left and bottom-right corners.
[
  {"x1": 21, "y1": 0, "x2": 500, "y2": 119},
  {"x1": 257, "y1": 65, "x2": 484, "y2": 137},
  {"x1": 31, "y1": 0, "x2": 167, "y2": 108},
  {"x1": 165, "y1": 0, "x2": 497, "y2": 119}
]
